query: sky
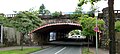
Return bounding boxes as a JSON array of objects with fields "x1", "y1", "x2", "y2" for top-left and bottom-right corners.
[{"x1": 0, "y1": 0, "x2": 120, "y2": 14}]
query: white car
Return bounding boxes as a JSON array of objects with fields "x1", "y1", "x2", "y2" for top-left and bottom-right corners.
[{"x1": 71, "y1": 35, "x2": 86, "y2": 39}]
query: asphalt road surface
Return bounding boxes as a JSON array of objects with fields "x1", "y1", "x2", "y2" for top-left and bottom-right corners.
[{"x1": 31, "y1": 46, "x2": 82, "y2": 54}]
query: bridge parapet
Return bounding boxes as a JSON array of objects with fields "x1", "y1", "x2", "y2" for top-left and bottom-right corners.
[{"x1": 42, "y1": 18, "x2": 79, "y2": 25}]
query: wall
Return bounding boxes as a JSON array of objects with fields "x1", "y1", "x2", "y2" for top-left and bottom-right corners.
[
  {"x1": 31, "y1": 32, "x2": 50, "y2": 45},
  {"x1": 116, "y1": 32, "x2": 120, "y2": 53},
  {"x1": 3, "y1": 27, "x2": 21, "y2": 46}
]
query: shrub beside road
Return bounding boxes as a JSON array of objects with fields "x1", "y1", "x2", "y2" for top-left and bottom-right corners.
[{"x1": 82, "y1": 48, "x2": 94, "y2": 54}]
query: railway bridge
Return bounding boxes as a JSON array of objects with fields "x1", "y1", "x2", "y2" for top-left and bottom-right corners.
[{"x1": 30, "y1": 15, "x2": 83, "y2": 45}]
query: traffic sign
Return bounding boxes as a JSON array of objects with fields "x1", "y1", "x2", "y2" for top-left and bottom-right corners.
[{"x1": 94, "y1": 27, "x2": 99, "y2": 32}]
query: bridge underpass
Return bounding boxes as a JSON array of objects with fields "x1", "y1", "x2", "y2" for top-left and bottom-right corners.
[{"x1": 30, "y1": 23, "x2": 95, "y2": 46}]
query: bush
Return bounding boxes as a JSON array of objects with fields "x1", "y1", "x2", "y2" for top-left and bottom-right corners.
[
  {"x1": 115, "y1": 21, "x2": 120, "y2": 32},
  {"x1": 70, "y1": 14, "x2": 81, "y2": 20},
  {"x1": 51, "y1": 11, "x2": 62, "y2": 18}
]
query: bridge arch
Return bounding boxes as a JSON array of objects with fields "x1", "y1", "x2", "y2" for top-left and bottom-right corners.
[
  {"x1": 31, "y1": 23, "x2": 82, "y2": 33},
  {"x1": 30, "y1": 23, "x2": 82, "y2": 45}
]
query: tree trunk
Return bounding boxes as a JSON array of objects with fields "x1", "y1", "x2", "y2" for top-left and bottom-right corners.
[
  {"x1": 87, "y1": 36, "x2": 89, "y2": 54},
  {"x1": 20, "y1": 33, "x2": 25, "y2": 51},
  {"x1": 108, "y1": 0, "x2": 116, "y2": 54}
]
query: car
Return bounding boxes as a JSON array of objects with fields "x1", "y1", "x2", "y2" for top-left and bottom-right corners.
[{"x1": 71, "y1": 35, "x2": 86, "y2": 39}]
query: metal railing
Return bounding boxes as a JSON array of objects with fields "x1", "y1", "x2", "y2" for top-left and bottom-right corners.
[{"x1": 3, "y1": 14, "x2": 16, "y2": 17}]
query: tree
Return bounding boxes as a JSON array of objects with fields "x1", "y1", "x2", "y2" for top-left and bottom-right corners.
[
  {"x1": 78, "y1": 15, "x2": 105, "y2": 53},
  {"x1": 78, "y1": 0, "x2": 115, "y2": 54},
  {"x1": 45, "y1": 10, "x2": 51, "y2": 15},
  {"x1": 39, "y1": 4, "x2": 45, "y2": 15},
  {"x1": 108, "y1": 0, "x2": 116, "y2": 54},
  {"x1": 69, "y1": 30, "x2": 81, "y2": 36},
  {"x1": 79, "y1": 15, "x2": 105, "y2": 37},
  {"x1": 0, "y1": 15, "x2": 6, "y2": 24},
  {"x1": 0, "y1": 15, "x2": 12, "y2": 27},
  {"x1": 70, "y1": 7, "x2": 82, "y2": 20},
  {"x1": 39, "y1": 4, "x2": 51, "y2": 15},
  {"x1": 78, "y1": 0, "x2": 101, "y2": 7},
  {"x1": 74, "y1": 7, "x2": 83, "y2": 14},
  {"x1": 9, "y1": 10, "x2": 43, "y2": 50},
  {"x1": 51, "y1": 11, "x2": 62, "y2": 18},
  {"x1": 115, "y1": 21, "x2": 120, "y2": 32}
]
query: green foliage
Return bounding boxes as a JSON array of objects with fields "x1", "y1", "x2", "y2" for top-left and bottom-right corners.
[
  {"x1": 0, "y1": 48, "x2": 41, "y2": 54},
  {"x1": 45, "y1": 10, "x2": 51, "y2": 15},
  {"x1": 39, "y1": 4, "x2": 45, "y2": 15},
  {"x1": 77, "y1": 0, "x2": 101, "y2": 16},
  {"x1": 78, "y1": 0, "x2": 101, "y2": 6},
  {"x1": 79, "y1": 15, "x2": 105, "y2": 36},
  {"x1": 75, "y1": 7, "x2": 83, "y2": 14},
  {"x1": 69, "y1": 30, "x2": 81, "y2": 35},
  {"x1": 78, "y1": 0, "x2": 85, "y2": 7},
  {"x1": 0, "y1": 16, "x2": 12, "y2": 27},
  {"x1": 70, "y1": 14, "x2": 81, "y2": 20},
  {"x1": 82, "y1": 48, "x2": 94, "y2": 54},
  {"x1": 70, "y1": 7, "x2": 83, "y2": 20},
  {"x1": 39, "y1": 4, "x2": 51, "y2": 15},
  {"x1": 51, "y1": 11, "x2": 62, "y2": 18},
  {"x1": 115, "y1": 21, "x2": 120, "y2": 32},
  {"x1": 10, "y1": 11, "x2": 43, "y2": 34},
  {"x1": 0, "y1": 15, "x2": 6, "y2": 23}
]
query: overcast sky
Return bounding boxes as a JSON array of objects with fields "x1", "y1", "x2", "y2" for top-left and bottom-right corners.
[{"x1": 0, "y1": 0, "x2": 120, "y2": 14}]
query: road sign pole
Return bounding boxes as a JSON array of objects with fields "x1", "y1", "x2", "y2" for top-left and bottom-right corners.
[
  {"x1": 95, "y1": 16, "x2": 98, "y2": 54},
  {"x1": 0, "y1": 24, "x2": 3, "y2": 45},
  {"x1": 95, "y1": 9, "x2": 99, "y2": 54}
]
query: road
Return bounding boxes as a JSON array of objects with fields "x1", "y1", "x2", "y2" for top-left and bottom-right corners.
[{"x1": 31, "y1": 46, "x2": 82, "y2": 54}]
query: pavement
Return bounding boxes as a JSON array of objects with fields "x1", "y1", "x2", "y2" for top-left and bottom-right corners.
[
  {"x1": 89, "y1": 47, "x2": 109, "y2": 54},
  {"x1": 48, "y1": 41, "x2": 93, "y2": 45}
]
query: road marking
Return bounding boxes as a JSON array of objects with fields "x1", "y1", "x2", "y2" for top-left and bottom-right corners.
[
  {"x1": 80, "y1": 47, "x2": 82, "y2": 54},
  {"x1": 54, "y1": 47, "x2": 66, "y2": 54},
  {"x1": 30, "y1": 46, "x2": 54, "y2": 54}
]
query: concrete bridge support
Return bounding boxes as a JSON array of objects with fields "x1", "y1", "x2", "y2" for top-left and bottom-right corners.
[{"x1": 31, "y1": 32, "x2": 49, "y2": 45}]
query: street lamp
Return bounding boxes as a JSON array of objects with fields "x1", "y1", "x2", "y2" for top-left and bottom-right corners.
[
  {"x1": 95, "y1": 10, "x2": 98, "y2": 54},
  {"x1": 0, "y1": 22, "x2": 3, "y2": 45}
]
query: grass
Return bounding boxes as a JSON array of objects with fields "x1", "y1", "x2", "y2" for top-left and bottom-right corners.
[
  {"x1": 82, "y1": 48, "x2": 94, "y2": 54},
  {"x1": 0, "y1": 48, "x2": 42, "y2": 54}
]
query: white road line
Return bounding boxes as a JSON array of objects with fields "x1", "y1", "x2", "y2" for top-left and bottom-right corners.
[
  {"x1": 54, "y1": 47, "x2": 66, "y2": 54},
  {"x1": 80, "y1": 47, "x2": 82, "y2": 54},
  {"x1": 30, "y1": 46, "x2": 53, "y2": 54}
]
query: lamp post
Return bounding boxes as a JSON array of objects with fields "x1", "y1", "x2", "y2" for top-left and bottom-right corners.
[
  {"x1": 0, "y1": 22, "x2": 3, "y2": 45},
  {"x1": 95, "y1": 10, "x2": 98, "y2": 54}
]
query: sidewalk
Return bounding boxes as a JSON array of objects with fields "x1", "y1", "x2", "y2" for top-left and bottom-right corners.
[
  {"x1": 89, "y1": 47, "x2": 109, "y2": 54},
  {"x1": 0, "y1": 46, "x2": 50, "y2": 51}
]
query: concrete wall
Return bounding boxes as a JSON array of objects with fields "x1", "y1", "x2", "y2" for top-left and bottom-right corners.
[
  {"x1": 116, "y1": 32, "x2": 120, "y2": 53},
  {"x1": 31, "y1": 32, "x2": 50, "y2": 45},
  {"x1": 3, "y1": 27, "x2": 21, "y2": 46}
]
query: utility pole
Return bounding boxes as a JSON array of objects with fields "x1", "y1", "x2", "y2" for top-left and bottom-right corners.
[{"x1": 108, "y1": 0, "x2": 116, "y2": 54}]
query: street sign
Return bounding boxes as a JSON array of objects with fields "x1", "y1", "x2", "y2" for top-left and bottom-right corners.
[{"x1": 94, "y1": 27, "x2": 99, "y2": 32}]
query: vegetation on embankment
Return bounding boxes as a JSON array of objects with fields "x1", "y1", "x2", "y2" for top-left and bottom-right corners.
[
  {"x1": 0, "y1": 48, "x2": 41, "y2": 54},
  {"x1": 82, "y1": 48, "x2": 94, "y2": 54}
]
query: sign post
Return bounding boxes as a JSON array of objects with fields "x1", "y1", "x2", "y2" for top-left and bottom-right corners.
[
  {"x1": 94, "y1": 7, "x2": 99, "y2": 54},
  {"x1": 0, "y1": 23, "x2": 3, "y2": 45}
]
